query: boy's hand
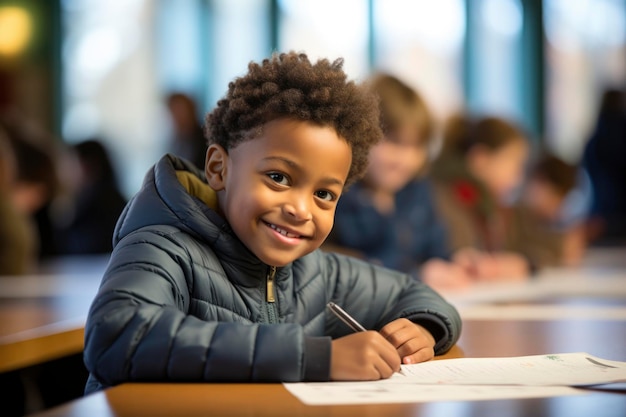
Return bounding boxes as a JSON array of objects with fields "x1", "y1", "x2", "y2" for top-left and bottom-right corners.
[
  {"x1": 379, "y1": 318, "x2": 435, "y2": 365},
  {"x1": 330, "y1": 331, "x2": 401, "y2": 380}
]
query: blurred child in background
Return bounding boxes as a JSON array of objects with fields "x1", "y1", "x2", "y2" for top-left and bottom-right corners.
[
  {"x1": 430, "y1": 115, "x2": 532, "y2": 280},
  {"x1": 326, "y1": 73, "x2": 473, "y2": 291},
  {"x1": 165, "y1": 92, "x2": 208, "y2": 170},
  {"x1": 515, "y1": 153, "x2": 590, "y2": 267},
  {"x1": 54, "y1": 138, "x2": 127, "y2": 255},
  {"x1": 0, "y1": 126, "x2": 37, "y2": 275},
  {"x1": 0, "y1": 112, "x2": 60, "y2": 271},
  {"x1": 582, "y1": 88, "x2": 626, "y2": 245}
]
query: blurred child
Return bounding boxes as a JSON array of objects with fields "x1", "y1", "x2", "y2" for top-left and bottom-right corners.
[
  {"x1": 1, "y1": 112, "x2": 61, "y2": 259},
  {"x1": 83, "y1": 52, "x2": 461, "y2": 393},
  {"x1": 430, "y1": 115, "x2": 532, "y2": 280},
  {"x1": 326, "y1": 73, "x2": 472, "y2": 290},
  {"x1": 0, "y1": 126, "x2": 37, "y2": 275},
  {"x1": 54, "y1": 139, "x2": 128, "y2": 254},
  {"x1": 166, "y1": 92, "x2": 208, "y2": 169},
  {"x1": 582, "y1": 88, "x2": 626, "y2": 244},
  {"x1": 515, "y1": 153, "x2": 590, "y2": 267}
]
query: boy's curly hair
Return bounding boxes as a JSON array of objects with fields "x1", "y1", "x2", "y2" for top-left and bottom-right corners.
[{"x1": 204, "y1": 51, "x2": 382, "y2": 186}]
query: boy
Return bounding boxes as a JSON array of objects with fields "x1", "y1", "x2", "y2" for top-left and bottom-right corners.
[{"x1": 83, "y1": 52, "x2": 461, "y2": 393}]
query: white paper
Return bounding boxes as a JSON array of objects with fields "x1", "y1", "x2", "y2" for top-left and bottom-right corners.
[
  {"x1": 284, "y1": 382, "x2": 583, "y2": 405},
  {"x1": 392, "y1": 352, "x2": 626, "y2": 386},
  {"x1": 284, "y1": 353, "x2": 626, "y2": 406}
]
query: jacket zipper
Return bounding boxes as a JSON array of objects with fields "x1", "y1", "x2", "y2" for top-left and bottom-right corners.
[
  {"x1": 265, "y1": 266, "x2": 278, "y2": 323},
  {"x1": 266, "y1": 265, "x2": 276, "y2": 302}
]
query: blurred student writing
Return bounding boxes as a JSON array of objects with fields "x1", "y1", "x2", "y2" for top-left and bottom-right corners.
[
  {"x1": 430, "y1": 115, "x2": 532, "y2": 280},
  {"x1": 515, "y1": 153, "x2": 590, "y2": 267},
  {"x1": 326, "y1": 73, "x2": 472, "y2": 291}
]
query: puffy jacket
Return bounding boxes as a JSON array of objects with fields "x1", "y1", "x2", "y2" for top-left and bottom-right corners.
[{"x1": 83, "y1": 154, "x2": 462, "y2": 393}]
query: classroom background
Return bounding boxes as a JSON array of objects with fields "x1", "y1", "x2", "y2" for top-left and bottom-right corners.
[
  {"x1": 1, "y1": 1, "x2": 625, "y2": 416},
  {"x1": 1, "y1": 0, "x2": 624, "y2": 195}
]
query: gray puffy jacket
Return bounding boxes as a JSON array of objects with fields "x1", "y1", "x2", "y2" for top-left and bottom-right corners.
[{"x1": 83, "y1": 155, "x2": 462, "y2": 393}]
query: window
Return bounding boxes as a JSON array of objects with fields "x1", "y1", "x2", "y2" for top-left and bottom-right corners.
[
  {"x1": 372, "y1": 0, "x2": 466, "y2": 123},
  {"x1": 61, "y1": 0, "x2": 163, "y2": 196},
  {"x1": 465, "y1": 0, "x2": 524, "y2": 121},
  {"x1": 278, "y1": 0, "x2": 369, "y2": 80},
  {"x1": 544, "y1": 0, "x2": 626, "y2": 162}
]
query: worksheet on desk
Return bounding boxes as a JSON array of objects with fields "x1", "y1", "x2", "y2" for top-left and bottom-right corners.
[
  {"x1": 284, "y1": 352, "x2": 626, "y2": 405},
  {"x1": 392, "y1": 352, "x2": 626, "y2": 386},
  {"x1": 284, "y1": 382, "x2": 583, "y2": 405}
]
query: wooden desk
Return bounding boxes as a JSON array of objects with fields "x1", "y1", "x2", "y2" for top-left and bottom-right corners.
[
  {"x1": 0, "y1": 256, "x2": 106, "y2": 373},
  {"x1": 0, "y1": 298, "x2": 88, "y2": 373},
  {"x1": 28, "y1": 319, "x2": 626, "y2": 417}
]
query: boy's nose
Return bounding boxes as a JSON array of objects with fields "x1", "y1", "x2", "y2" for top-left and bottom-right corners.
[{"x1": 283, "y1": 195, "x2": 313, "y2": 221}]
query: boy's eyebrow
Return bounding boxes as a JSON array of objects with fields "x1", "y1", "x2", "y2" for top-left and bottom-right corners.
[{"x1": 262, "y1": 156, "x2": 345, "y2": 187}]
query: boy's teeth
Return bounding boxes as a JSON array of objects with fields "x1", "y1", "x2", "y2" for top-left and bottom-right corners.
[{"x1": 269, "y1": 223, "x2": 299, "y2": 238}]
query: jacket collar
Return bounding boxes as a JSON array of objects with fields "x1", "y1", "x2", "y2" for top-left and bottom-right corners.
[{"x1": 114, "y1": 154, "x2": 282, "y2": 285}]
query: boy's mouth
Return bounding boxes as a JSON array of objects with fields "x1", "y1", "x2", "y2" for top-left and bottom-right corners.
[{"x1": 264, "y1": 221, "x2": 306, "y2": 239}]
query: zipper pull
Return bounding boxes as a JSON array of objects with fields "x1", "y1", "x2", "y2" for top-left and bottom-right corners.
[{"x1": 266, "y1": 266, "x2": 277, "y2": 303}]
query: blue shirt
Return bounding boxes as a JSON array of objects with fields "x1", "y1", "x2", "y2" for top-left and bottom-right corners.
[{"x1": 329, "y1": 179, "x2": 451, "y2": 277}]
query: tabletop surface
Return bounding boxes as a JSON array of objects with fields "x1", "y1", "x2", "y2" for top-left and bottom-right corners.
[
  {"x1": 28, "y1": 318, "x2": 626, "y2": 417},
  {"x1": 0, "y1": 255, "x2": 107, "y2": 372}
]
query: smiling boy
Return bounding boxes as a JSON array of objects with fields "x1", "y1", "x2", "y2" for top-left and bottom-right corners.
[
  {"x1": 83, "y1": 52, "x2": 461, "y2": 393},
  {"x1": 206, "y1": 119, "x2": 350, "y2": 266}
]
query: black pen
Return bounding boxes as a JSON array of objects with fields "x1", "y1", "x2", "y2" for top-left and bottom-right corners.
[{"x1": 327, "y1": 302, "x2": 367, "y2": 332}]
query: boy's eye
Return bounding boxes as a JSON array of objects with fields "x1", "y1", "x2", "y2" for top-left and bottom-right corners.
[
  {"x1": 315, "y1": 190, "x2": 336, "y2": 202},
  {"x1": 267, "y1": 172, "x2": 289, "y2": 185}
]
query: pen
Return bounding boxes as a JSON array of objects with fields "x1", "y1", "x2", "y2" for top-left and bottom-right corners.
[
  {"x1": 327, "y1": 302, "x2": 407, "y2": 375},
  {"x1": 327, "y1": 302, "x2": 367, "y2": 332}
]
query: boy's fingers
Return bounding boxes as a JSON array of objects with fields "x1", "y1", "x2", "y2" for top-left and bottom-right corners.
[
  {"x1": 375, "y1": 356, "x2": 400, "y2": 378},
  {"x1": 402, "y1": 346, "x2": 435, "y2": 365},
  {"x1": 379, "y1": 318, "x2": 411, "y2": 339},
  {"x1": 383, "y1": 326, "x2": 415, "y2": 349},
  {"x1": 395, "y1": 337, "x2": 427, "y2": 358},
  {"x1": 369, "y1": 332, "x2": 402, "y2": 376}
]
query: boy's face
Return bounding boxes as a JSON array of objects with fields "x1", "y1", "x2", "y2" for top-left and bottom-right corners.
[
  {"x1": 206, "y1": 119, "x2": 351, "y2": 267},
  {"x1": 364, "y1": 127, "x2": 427, "y2": 193}
]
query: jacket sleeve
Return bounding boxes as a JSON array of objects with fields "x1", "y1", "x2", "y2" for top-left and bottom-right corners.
[
  {"x1": 83, "y1": 229, "x2": 327, "y2": 389},
  {"x1": 325, "y1": 252, "x2": 462, "y2": 355}
]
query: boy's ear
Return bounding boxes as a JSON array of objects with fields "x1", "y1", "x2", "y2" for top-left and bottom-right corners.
[{"x1": 205, "y1": 144, "x2": 228, "y2": 191}]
